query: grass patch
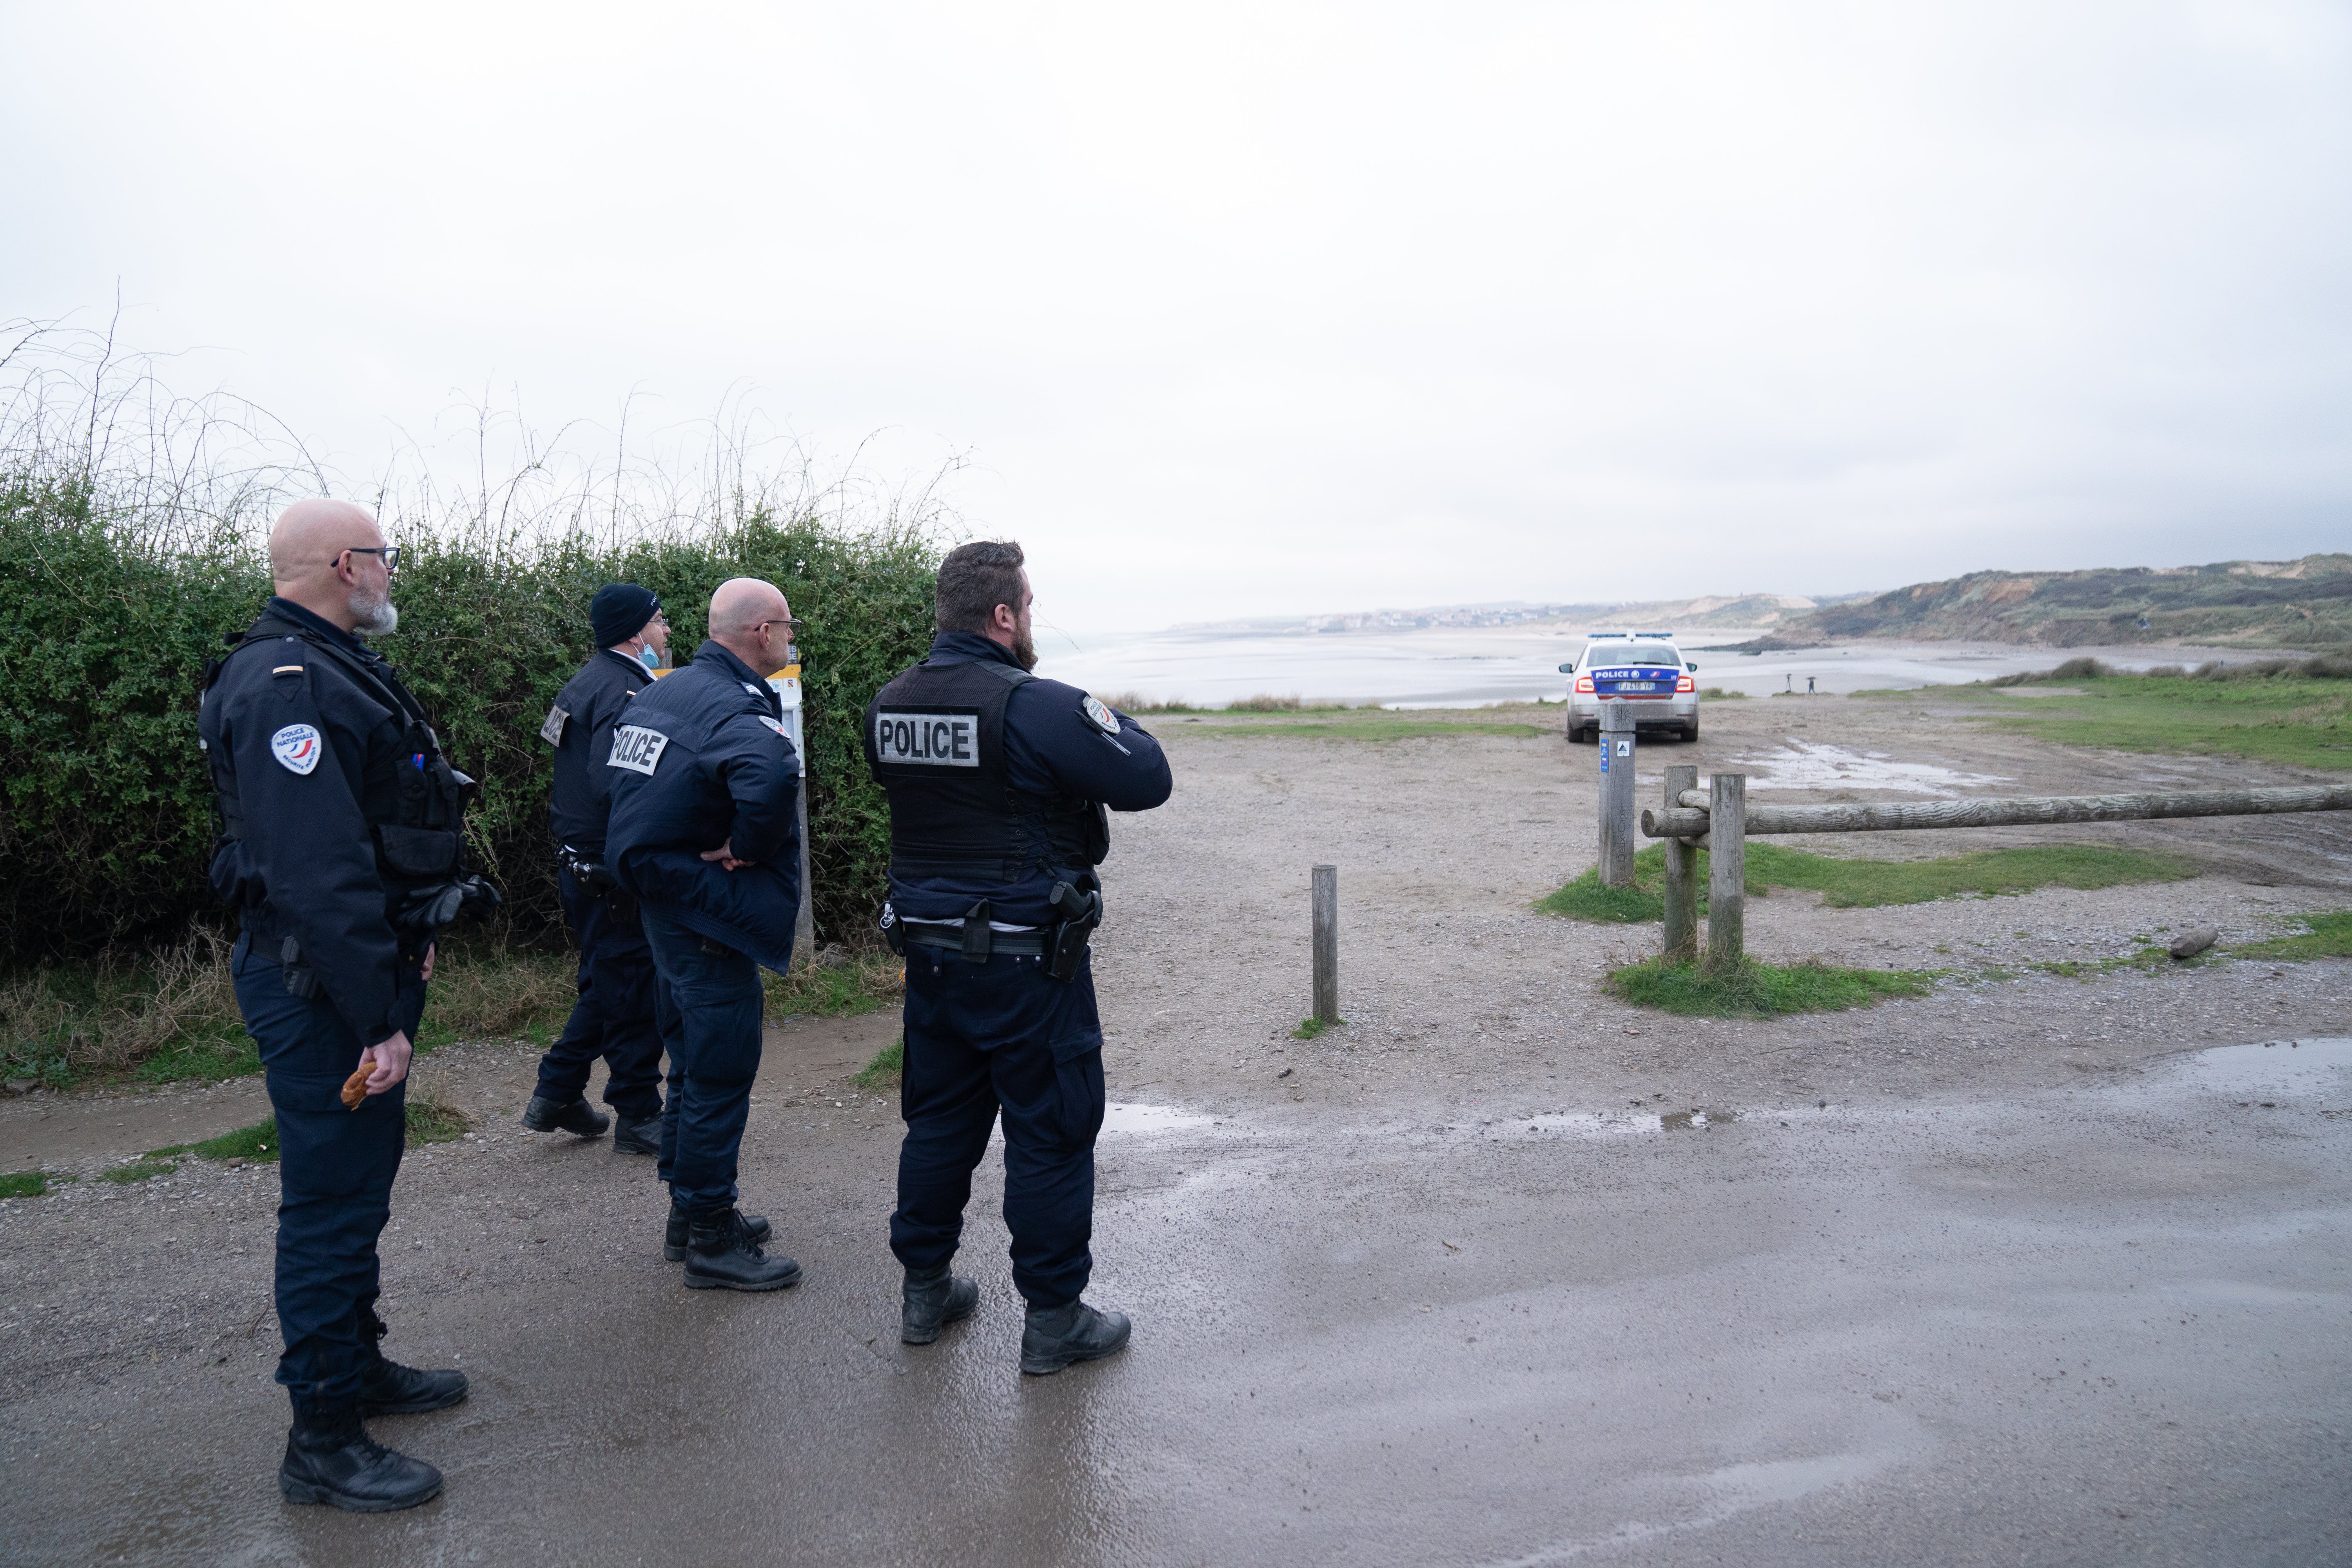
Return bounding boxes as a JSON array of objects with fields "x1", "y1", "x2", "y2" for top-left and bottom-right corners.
[
  {"x1": 1902, "y1": 668, "x2": 2352, "y2": 771},
  {"x1": 1744, "y1": 841, "x2": 2198, "y2": 907},
  {"x1": 1699, "y1": 687, "x2": 1749, "y2": 700},
  {"x1": 0, "y1": 930, "x2": 243, "y2": 1087},
  {"x1": 1608, "y1": 958, "x2": 1937, "y2": 1017},
  {"x1": 1539, "y1": 842, "x2": 2196, "y2": 923},
  {"x1": 0, "y1": 1171, "x2": 53, "y2": 1198},
  {"x1": 1536, "y1": 871, "x2": 1666, "y2": 923},
  {"x1": 765, "y1": 950, "x2": 904, "y2": 1020},
  {"x1": 406, "y1": 1087, "x2": 473, "y2": 1146},
  {"x1": 2, "y1": 939, "x2": 582, "y2": 1088},
  {"x1": 414, "y1": 951, "x2": 577, "y2": 1052},
  {"x1": 99, "y1": 1157, "x2": 179, "y2": 1185},
  {"x1": 851, "y1": 1037, "x2": 905, "y2": 1089},
  {"x1": 190, "y1": 1116, "x2": 279, "y2": 1163},
  {"x1": 2238, "y1": 909, "x2": 2352, "y2": 961},
  {"x1": 1292, "y1": 1015, "x2": 1346, "y2": 1039}
]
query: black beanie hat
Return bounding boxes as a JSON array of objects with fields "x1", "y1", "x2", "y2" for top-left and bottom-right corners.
[{"x1": 591, "y1": 583, "x2": 660, "y2": 648}]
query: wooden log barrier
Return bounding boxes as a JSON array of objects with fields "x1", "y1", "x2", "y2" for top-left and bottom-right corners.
[{"x1": 1643, "y1": 782, "x2": 2352, "y2": 840}]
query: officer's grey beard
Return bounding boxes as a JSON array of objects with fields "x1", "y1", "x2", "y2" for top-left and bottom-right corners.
[
  {"x1": 351, "y1": 583, "x2": 399, "y2": 638},
  {"x1": 1011, "y1": 625, "x2": 1038, "y2": 671}
]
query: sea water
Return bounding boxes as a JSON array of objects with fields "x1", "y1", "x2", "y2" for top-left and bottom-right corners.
[{"x1": 1033, "y1": 624, "x2": 2241, "y2": 710}]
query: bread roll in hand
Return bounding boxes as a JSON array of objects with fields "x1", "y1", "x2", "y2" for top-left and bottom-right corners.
[{"x1": 340, "y1": 1063, "x2": 371, "y2": 1109}]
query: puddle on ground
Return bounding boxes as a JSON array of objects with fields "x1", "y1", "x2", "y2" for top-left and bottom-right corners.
[
  {"x1": 2147, "y1": 1038, "x2": 2352, "y2": 1100},
  {"x1": 1727, "y1": 739, "x2": 2011, "y2": 796},
  {"x1": 1506, "y1": 1107, "x2": 1740, "y2": 1140},
  {"x1": 1100, "y1": 1102, "x2": 1217, "y2": 1136}
]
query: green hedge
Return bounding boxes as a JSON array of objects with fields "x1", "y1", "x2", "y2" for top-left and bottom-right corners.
[{"x1": 0, "y1": 473, "x2": 938, "y2": 959}]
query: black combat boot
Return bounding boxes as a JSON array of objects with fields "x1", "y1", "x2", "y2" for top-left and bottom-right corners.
[
  {"x1": 278, "y1": 1404, "x2": 443, "y2": 1512},
  {"x1": 682, "y1": 1208, "x2": 801, "y2": 1292},
  {"x1": 901, "y1": 1264, "x2": 980, "y2": 1345},
  {"x1": 1020, "y1": 1299, "x2": 1132, "y2": 1376},
  {"x1": 611, "y1": 1111, "x2": 662, "y2": 1156},
  {"x1": 521, "y1": 1096, "x2": 610, "y2": 1138},
  {"x1": 356, "y1": 1309, "x2": 468, "y2": 1417},
  {"x1": 663, "y1": 1198, "x2": 769, "y2": 1262}
]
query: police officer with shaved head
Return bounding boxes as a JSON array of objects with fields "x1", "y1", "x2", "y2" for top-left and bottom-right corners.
[
  {"x1": 604, "y1": 578, "x2": 805, "y2": 1290},
  {"x1": 866, "y1": 540, "x2": 1172, "y2": 1374},
  {"x1": 198, "y1": 499, "x2": 496, "y2": 1511},
  {"x1": 523, "y1": 583, "x2": 670, "y2": 1150}
]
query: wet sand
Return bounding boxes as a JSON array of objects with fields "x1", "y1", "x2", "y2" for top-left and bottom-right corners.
[{"x1": 3, "y1": 690, "x2": 2349, "y2": 1564}]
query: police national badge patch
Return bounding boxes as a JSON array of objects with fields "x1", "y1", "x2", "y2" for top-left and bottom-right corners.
[
  {"x1": 1082, "y1": 695, "x2": 1120, "y2": 734},
  {"x1": 271, "y1": 723, "x2": 323, "y2": 775}
]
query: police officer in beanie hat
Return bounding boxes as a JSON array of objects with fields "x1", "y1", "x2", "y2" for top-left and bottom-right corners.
[
  {"x1": 523, "y1": 583, "x2": 670, "y2": 1149},
  {"x1": 866, "y1": 540, "x2": 1171, "y2": 1374},
  {"x1": 198, "y1": 499, "x2": 496, "y2": 1510}
]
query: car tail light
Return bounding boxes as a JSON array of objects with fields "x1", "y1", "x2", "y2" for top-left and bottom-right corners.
[
  {"x1": 1574, "y1": 675, "x2": 1594, "y2": 693},
  {"x1": 1676, "y1": 674, "x2": 1695, "y2": 693}
]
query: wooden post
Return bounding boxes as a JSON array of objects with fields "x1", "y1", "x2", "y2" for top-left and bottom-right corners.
[
  {"x1": 1598, "y1": 702, "x2": 1636, "y2": 887},
  {"x1": 1706, "y1": 773, "x2": 1746, "y2": 970},
  {"x1": 793, "y1": 784, "x2": 813, "y2": 970},
  {"x1": 1312, "y1": 864, "x2": 1338, "y2": 1023},
  {"x1": 1661, "y1": 764, "x2": 1697, "y2": 962}
]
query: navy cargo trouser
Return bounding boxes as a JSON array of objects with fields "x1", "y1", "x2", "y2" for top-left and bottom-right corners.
[
  {"x1": 231, "y1": 931, "x2": 423, "y2": 1416},
  {"x1": 533, "y1": 866, "x2": 664, "y2": 1121},
  {"x1": 643, "y1": 910, "x2": 766, "y2": 1215},
  {"x1": 891, "y1": 947, "x2": 1107, "y2": 1309}
]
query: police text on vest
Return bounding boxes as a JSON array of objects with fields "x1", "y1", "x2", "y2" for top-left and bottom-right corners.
[
  {"x1": 607, "y1": 724, "x2": 671, "y2": 775},
  {"x1": 874, "y1": 711, "x2": 979, "y2": 767}
]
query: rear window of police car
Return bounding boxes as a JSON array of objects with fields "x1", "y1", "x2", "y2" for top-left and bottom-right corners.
[{"x1": 1581, "y1": 643, "x2": 1683, "y2": 670}]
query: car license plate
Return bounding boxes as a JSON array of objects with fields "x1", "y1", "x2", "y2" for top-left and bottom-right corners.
[{"x1": 1618, "y1": 681, "x2": 1658, "y2": 692}]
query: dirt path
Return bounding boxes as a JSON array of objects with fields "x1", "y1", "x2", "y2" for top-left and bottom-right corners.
[{"x1": 1089, "y1": 692, "x2": 2352, "y2": 1122}]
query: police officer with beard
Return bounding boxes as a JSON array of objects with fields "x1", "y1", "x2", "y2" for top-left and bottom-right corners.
[
  {"x1": 523, "y1": 583, "x2": 670, "y2": 1151},
  {"x1": 866, "y1": 540, "x2": 1172, "y2": 1374},
  {"x1": 198, "y1": 500, "x2": 495, "y2": 1511},
  {"x1": 604, "y1": 578, "x2": 804, "y2": 1289}
]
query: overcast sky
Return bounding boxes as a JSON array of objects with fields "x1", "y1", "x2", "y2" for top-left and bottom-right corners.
[{"x1": 5, "y1": 1, "x2": 2347, "y2": 632}]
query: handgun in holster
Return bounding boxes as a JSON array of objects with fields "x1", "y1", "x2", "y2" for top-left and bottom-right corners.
[
  {"x1": 878, "y1": 899, "x2": 907, "y2": 957},
  {"x1": 1044, "y1": 875, "x2": 1102, "y2": 983}
]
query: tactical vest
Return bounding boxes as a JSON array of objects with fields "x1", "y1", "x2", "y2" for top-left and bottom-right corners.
[
  {"x1": 864, "y1": 658, "x2": 1109, "y2": 882},
  {"x1": 201, "y1": 619, "x2": 476, "y2": 904}
]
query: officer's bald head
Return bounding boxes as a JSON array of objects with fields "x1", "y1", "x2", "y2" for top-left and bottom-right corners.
[
  {"x1": 268, "y1": 500, "x2": 397, "y2": 636},
  {"x1": 708, "y1": 578, "x2": 794, "y2": 676}
]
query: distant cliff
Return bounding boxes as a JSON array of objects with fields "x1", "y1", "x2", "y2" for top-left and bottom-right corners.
[{"x1": 1765, "y1": 554, "x2": 2352, "y2": 650}]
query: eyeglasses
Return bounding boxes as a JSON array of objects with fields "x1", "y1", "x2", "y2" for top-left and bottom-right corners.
[
  {"x1": 751, "y1": 618, "x2": 805, "y2": 635},
  {"x1": 335, "y1": 545, "x2": 401, "y2": 573}
]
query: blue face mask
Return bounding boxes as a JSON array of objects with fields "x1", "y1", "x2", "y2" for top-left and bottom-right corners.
[{"x1": 639, "y1": 645, "x2": 661, "y2": 671}]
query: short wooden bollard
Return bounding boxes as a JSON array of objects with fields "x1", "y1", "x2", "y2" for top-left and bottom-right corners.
[
  {"x1": 1661, "y1": 763, "x2": 1698, "y2": 962},
  {"x1": 1312, "y1": 864, "x2": 1339, "y2": 1022},
  {"x1": 1598, "y1": 703, "x2": 1637, "y2": 887},
  {"x1": 1706, "y1": 773, "x2": 1747, "y2": 968}
]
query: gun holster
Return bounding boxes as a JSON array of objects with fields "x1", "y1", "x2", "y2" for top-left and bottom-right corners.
[
  {"x1": 878, "y1": 900, "x2": 907, "y2": 957},
  {"x1": 1045, "y1": 876, "x2": 1103, "y2": 983},
  {"x1": 279, "y1": 936, "x2": 320, "y2": 1000}
]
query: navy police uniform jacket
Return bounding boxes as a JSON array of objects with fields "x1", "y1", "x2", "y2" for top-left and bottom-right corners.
[
  {"x1": 196, "y1": 597, "x2": 462, "y2": 1047},
  {"x1": 872, "y1": 632, "x2": 1172, "y2": 926},
  {"x1": 603, "y1": 641, "x2": 802, "y2": 971},
  {"x1": 543, "y1": 647, "x2": 653, "y2": 855}
]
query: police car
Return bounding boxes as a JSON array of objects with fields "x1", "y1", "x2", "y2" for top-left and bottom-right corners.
[{"x1": 1560, "y1": 631, "x2": 1700, "y2": 744}]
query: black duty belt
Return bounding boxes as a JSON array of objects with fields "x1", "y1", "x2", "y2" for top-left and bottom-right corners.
[{"x1": 898, "y1": 918, "x2": 1049, "y2": 957}]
